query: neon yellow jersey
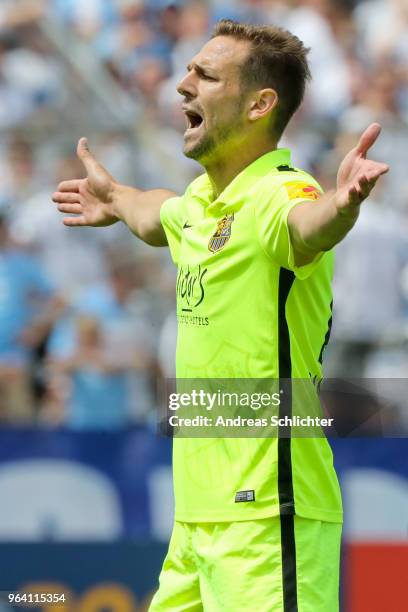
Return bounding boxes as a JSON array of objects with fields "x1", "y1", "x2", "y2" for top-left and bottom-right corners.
[{"x1": 160, "y1": 149, "x2": 343, "y2": 523}]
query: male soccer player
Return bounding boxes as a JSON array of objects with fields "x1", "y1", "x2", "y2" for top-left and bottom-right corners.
[{"x1": 53, "y1": 20, "x2": 389, "y2": 612}]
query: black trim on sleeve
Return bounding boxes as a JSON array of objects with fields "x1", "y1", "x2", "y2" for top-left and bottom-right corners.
[{"x1": 277, "y1": 165, "x2": 297, "y2": 172}]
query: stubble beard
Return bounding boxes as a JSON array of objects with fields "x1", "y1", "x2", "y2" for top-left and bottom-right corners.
[
  {"x1": 183, "y1": 109, "x2": 246, "y2": 164},
  {"x1": 183, "y1": 131, "x2": 217, "y2": 162}
]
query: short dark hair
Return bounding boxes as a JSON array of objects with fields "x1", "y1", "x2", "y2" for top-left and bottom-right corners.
[{"x1": 212, "y1": 19, "x2": 311, "y2": 139}]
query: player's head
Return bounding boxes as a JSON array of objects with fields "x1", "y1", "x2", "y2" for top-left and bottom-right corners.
[{"x1": 177, "y1": 19, "x2": 311, "y2": 164}]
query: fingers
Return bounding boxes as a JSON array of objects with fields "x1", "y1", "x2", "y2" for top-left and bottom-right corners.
[
  {"x1": 63, "y1": 216, "x2": 88, "y2": 227},
  {"x1": 374, "y1": 162, "x2": 389, "y2": 177},
  {"x1": 57, "y1": 203, "x2": 83, "y2": 215},
  {"x1": 358, "y1": 175, "x2": 374, "y2": 199},
  {"x1": 348, "y1": 180, "x2": 369, "y2": 207},
  {"x1": 360, "y1": 163, "x2": 389, "y2": 185},
  {"x1": 56, "y1": 179, "x2": 82, "y2": 193},
  {"x1": 77, "y1": 137, "x2": 91, "y2": 162},
  {"x1": 77, "y1": 137, "x2": 99, "y2": 175},
  {"x1": 350, "y1": 161, "x2": 390, "y2": 203},
  {"x1": 363, "y1": 160, "x2": 389, "y2": 179},
  {"x1": 77, "y1": 137, "x2": 116, "y2": 183},
  {"x1": 53, "y1": 194, "x2": 87, "y2": 224},
  {"x1": 348, "y1": 186, "x2": 361, "y2": 208},
  {"x1": 356, "y1": 123, "x2": 382, "y2": 158},
  {"x1": 350, "y1": 171, "x2": 383, "y2": 204},
  {"x1": 52, "y1": 192, "x2": 80, "y2": 204}
]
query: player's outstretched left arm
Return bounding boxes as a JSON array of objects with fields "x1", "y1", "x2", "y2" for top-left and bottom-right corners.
[{"x1": 288, "y1": 123, "x2": 389, "y2": 266}]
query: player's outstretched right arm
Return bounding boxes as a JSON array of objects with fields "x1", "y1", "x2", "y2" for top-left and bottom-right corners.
[{"x1": 52, "y1": 138, "x2": 176, "y2": 247}]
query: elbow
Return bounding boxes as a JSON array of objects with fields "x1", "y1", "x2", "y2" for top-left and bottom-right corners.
[{"x1": 136, "y1": 220, "x2": 168, "y2": 247}]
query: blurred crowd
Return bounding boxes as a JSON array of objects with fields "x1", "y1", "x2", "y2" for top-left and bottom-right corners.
[{"x1": 1, "y1": 0, "x2": 408, "y2": 428}]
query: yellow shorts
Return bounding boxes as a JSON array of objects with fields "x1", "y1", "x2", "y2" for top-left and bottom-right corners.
[{"x1": 149, "y1": 515, "x2": 342, "y2": 611}]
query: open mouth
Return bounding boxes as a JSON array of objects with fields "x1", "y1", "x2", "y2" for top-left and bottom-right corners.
[{"x1": 185, "y1": 110, "x2": 204, "y2": 131}]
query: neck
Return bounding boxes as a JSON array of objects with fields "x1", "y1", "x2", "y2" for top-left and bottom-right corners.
[{"x1": 204, "y1": 139, "x2": 278, "y2": 198}]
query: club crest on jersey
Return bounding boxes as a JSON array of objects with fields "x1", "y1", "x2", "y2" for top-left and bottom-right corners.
[{"x1": 208, "y1": 213, "x2": 234, "y2": 253}]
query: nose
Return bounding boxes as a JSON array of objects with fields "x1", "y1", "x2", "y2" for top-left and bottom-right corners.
[{"x1": 177, "y1": 71, "x2": 197, "y2": 99}]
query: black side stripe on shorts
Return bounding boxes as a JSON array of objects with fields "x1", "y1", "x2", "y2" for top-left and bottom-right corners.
[
  {"x1": 280, "y1": 515, "x2": 298, "y2": 612},
  {"x1": 277, "y1": 268, "x2": 298, "y2": 612}
]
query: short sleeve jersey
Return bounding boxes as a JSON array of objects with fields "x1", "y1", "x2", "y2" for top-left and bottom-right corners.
[{"x1": 160, "y1": 149, "x2": 342, "y2": 523}]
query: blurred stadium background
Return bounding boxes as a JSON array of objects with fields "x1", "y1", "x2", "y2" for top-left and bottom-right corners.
[{"x1": 0, "y1": 0, "x2": 407, "y2": 610}]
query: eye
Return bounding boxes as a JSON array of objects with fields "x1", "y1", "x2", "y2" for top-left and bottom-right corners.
[{"x1": 197, "y1": 68, "x2": 216, "y2": 81}]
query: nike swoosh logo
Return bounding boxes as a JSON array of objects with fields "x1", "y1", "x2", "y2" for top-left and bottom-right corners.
[{"x1": 183, "y1": 222, "x2": 193, "y2": 229}]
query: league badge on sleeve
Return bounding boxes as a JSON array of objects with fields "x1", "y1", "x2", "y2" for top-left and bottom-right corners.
[
  {"x1": 285, "y1": 182, "x2": 322, "y2": 201},
  {"x1": 208, "y1": 213, "x2": 235, "y2": 253}
]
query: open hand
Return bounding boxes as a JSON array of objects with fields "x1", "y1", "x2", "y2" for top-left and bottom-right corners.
[
  {"x1": 335, "y1": 123, "x2": 389, "y2": 215},
  {"x1": 52, "y1": 138, "x2": 119, "y2": 227}
]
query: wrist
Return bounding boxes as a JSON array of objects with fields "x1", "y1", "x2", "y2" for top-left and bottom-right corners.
[
  {"x1": 112, "y1": 183, "x2": 143, "y2": 224},
  {"x1": 111, "y1": 182, "x2": 126, "y2": 222}
]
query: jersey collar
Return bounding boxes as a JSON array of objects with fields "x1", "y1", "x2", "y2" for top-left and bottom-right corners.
[{"x1": 190, "y1": 148, "x2": 292, "y2": 213}]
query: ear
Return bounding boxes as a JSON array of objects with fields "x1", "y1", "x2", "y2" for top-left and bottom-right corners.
[{"x1": 248, "y1": 88, "x2": 279, "y2": 122}]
